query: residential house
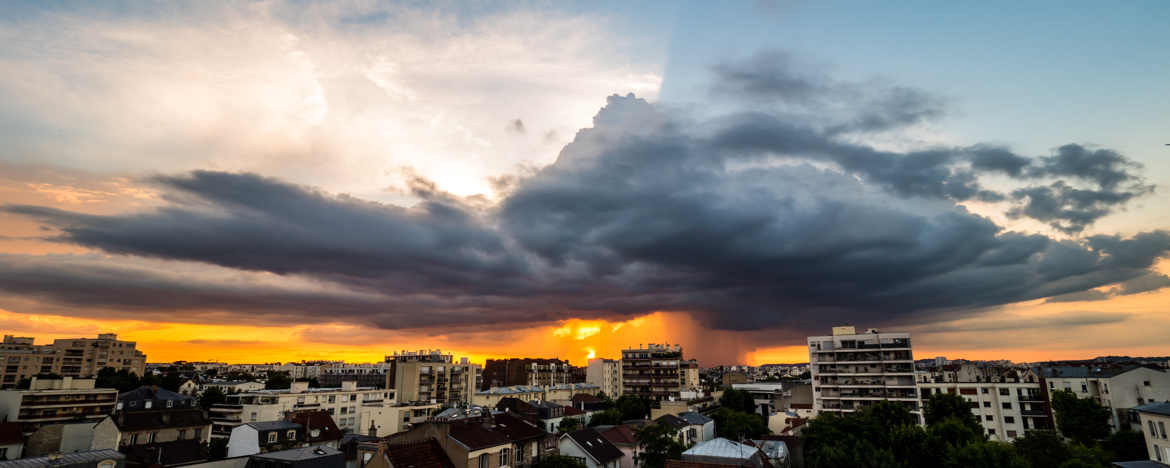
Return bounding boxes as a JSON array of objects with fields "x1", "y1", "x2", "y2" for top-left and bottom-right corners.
[
  {"x1": 285, "y1": 410, "x2": 342, "y2": 448},
  {"x1": 389, "y1": 420, "x2": 512, "y2": 468},
  {"x1": 559, "y1": 429, "x2": 623, "y2": 468},
  {"x1": 248, "y1": 446, "x2": 344, "y2": 468},
  {"x1": 23, "y1": 422, "x2": 101, "y2": 457},
  {"x1": 355, "y1": 439, "x2": 454, "y2": 468},
  {"x1": 676, "y1": 413, "x2": 714, "y2": 444},
  {"x1": 226, "y1": 421, "x2": 304, "y2": 458},
  {"x1": 598, "y1": 426, "x2": 638, "y2": 468},
  {"x1": 210, "y1": 381, "x2": 396, "y2": 438},
  {"x1": 666, "y1": 438, "x2": 766, "y2": 468},
  {"x1": 490, "y1": 413, "x2": 557, "y2": 467}
]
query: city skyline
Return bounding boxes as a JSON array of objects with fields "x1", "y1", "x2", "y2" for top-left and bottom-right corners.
[{"x1": 2, "y1": 2, "x2": 1170, "y2": 368}]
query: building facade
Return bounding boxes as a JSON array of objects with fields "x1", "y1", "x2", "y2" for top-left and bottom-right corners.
[
  {"x1": 808, "y1": 326, "x2": 920, "y2": 420},
  {"x1": 209, "y1": 381, "x2": 397, "y2": 438},
  {"x1": 482, "y1": 359, "x2": 573, "y2": 390},
  {"x1": 1040, "y1": 365, "x2": 1170, "y2": 432},
  {"x1": 0, "y1": 378, "x2": 118, "y2": 435},
  {"x1": 917, "y1": 380, "x2": 1052, "y2": 441},
  {"x1": 621, "y1": 344, "x2": 684, "y2": 402},
  {"x1": 586, "y1": 359, "x2": 623, "y2": 399},
  {"x1": 0, "y1": 334, "x2": 146, "y2": 388},
  {"x1": 389, "y1": 350, "x2": 481, "y2": 405},
  {"x1": 1134, "y1": 402, "x2": 1170, "y2": 464}
]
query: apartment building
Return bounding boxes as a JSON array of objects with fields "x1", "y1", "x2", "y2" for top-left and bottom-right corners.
[
  {"x1": 1134, "y1": 402, "x2": 1170, "y2": 464},
  {"x1": 209, "y1": 381, "x2": 397, "y2": 438},
  {"x1": 0, "y1": 377, "x2": 118, "y2": 435},
  {"x1": 1039, "y1": 365, "x2": 1170, "y2": 432},
  {"x1": 92, "y1": 386, "x2": 211, "y2": 458},
  {"x1": 586, "y1": 359, "x2": 623, "y2": 398},
  {"x1": 808, "y1": 326, "x2": 920, "y2": 420},
  {"x1": 388, "y1": 350, "x2": 481, "y2": 405},
  {"x1": 917, "y1": 367, "x2": 1053, "y2": 442},
  {"x1": 0, "y1": 334, "x2": 146, "y2": 387},
  {"x1": 482, "y1": 358, "x2": 573, "y2": 390},
  {"x1": 681, "y1": 360, "x2": 700, "y2": 390},
  {"x1": 621, "y1": 344, "x2": 685, "y2": 402},
  {"x1": 319, "y1": 362, "x2": 393, "y2": 388}
]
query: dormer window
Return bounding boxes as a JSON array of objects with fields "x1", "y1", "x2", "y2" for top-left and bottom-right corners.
[
  {"x1": 268, "y1": 432, "x2": 278, "y2": 443},
  {"x1": 166, "y1": 400, "x2": 173, "y2": 408},
  {"x1": 145, "y1": 401, "x2": 152, "y2": 409}
]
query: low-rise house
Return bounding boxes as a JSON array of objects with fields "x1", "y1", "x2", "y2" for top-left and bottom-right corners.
[
  {"x1": 1040, "y1": 365, "x2": 1170, "y2": 433},
  {"x1": 598, "y1": 426, "x2": 638, "y2": 468},
  {"x1": 1133, "y1": 402, "x2": 1170, "y2": 464},
  {"x1": 390, "y1": 420, "x2": 512, "y2": 468},
  {"x1": 676, "y1": 412, "x2": 714, "y2": 444},
  {"x1": 24, "y1": 422, "x2": 100, "y2": 457},
  {"x1": 354, "y1": 439, "x2": 454, "y2": 468},
  {"x1": 490, "y1": 413, "x2": 556, "y2": 467},
  {"x1": 226, "y1": 421, "x2": 304, "y2": 458},
  {"x1": 285, "y1": 410, "x2": 342, "y2": 448},
  {"x1": 92, "y1": 385, "x2": 211, "y2": 466},
  {"x1": 0, "y1": 449, "x2": 125, "y2": 468},
  {"x1": 558, "y1": 429, "x2": 623, "y2": 468},
  {"x1": 0, "y1": 423, "x2": 23, "y2": 460}
]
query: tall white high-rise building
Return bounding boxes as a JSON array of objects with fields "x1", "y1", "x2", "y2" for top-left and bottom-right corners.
[
  {"x1": 808, "y1": 326, "x2": 920, "y2": 420},
  {"x1": 586, "y1": 358, "x2": 623, "y2": 398}
]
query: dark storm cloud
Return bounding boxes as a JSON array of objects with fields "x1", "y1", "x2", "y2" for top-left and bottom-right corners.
[
  {"x1": 3, "y1": 74, "x2": 1167, "y2": 335},
  {"x1": 920, "y1": 311, "x2": 1132, "y2": 333}
]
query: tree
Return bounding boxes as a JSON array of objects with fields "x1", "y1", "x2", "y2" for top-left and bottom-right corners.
[
  {"x1": 615, "y1": 395, "x2": 648, "y2": 421},
  {"x1": 96, "y1": 367, "x2": 141, "y2": 391},
  {"x1": 264, "y1": 372, "x2": 292, "y2": 390},
  {"x1": 1051, "y1": 390, "x2": 1111, "y2": 445},
  {"x1": 943, "y1": 441, "x2": 1028, "y2": 468},
  {"x1": 558, "y1": 418, "x2": 583, "y2": 432},
  {"x1": 712, "y1": 407, "x2": 768, "y2": 440},
  {"x1": 718, "y1": 388, "x2": 755, "y2": 414},
  {"x1": 635, "y1": 422, "x2": 686, "y2": 468},
  {"x1": 924, "y1": 393, "x2": 980, "y2": 431},
  {"x1": 160, "y1": 372, "x2": 183, "y2": 392},
  {"x1": 1013, "y1": 430, "x2": 1070, "y2": 468},
  {"x1": 587, "y1": 409, "x2": 623, "y2": 427},
  {"x1": 1103, "y1": 430, "x2": 1147, "y2": 462},
  {"x1": 529, "y1": 455, "x2": 586, "y2": 468},
  {"x1": 199, "y1": 387, "x2": 227, "y2": 410}
]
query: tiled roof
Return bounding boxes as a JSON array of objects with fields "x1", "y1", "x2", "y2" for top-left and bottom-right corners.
[
  {"x1": 286, "y1": 410, "x2": 342, "y2": 442},
  {"x1": 492, "y1": 413, "x2": 548, "y2": 442},
  {"x1": 1134, "y1": 401, "x2": 1170, "y2": 417},
  {"x1": 448, "y1": 422, "x2": 511, "y2": 450},
  {"x1": 115, "y1": 408, "x2": 210, "y2": 431},
  {"x1": 246, "y1": 420, "x2": 302, "y2": 432},
  {"x1": 655, "y1": 414, "x2": 689, "y2": 429},
  {"x1": 563, "y1": 406, "x2": 585, "y2": 416},
  {"x1": 565, "y1": 429, "x2": 623, "y2": 464},
  {"x1": 600, "y1": 425, "x2": 636, "y2": 446},
  {"x1": 386, "y1": 440, "x2": 456, "y2": 468},
  {"x1": 677, "y1": 412, "x2": 712, "y2": 425}
]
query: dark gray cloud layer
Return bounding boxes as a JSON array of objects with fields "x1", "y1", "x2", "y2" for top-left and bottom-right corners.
[{"x1": 3, "y1": 53, "x2": 1167, "y2": 335}]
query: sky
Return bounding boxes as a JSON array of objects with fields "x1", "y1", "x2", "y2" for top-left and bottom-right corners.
[{"x1": 1, "y1": 1, "x2": 1168, "y2": 367}]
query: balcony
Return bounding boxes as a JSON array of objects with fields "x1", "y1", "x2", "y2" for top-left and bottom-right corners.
[{"x1": 1021, "y1": 408, "x2": 1048, "y2": 417}]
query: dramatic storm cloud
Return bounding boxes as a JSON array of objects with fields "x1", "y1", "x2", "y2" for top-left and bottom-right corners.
[{"x1": 4, "y1": 56, "x2": 1168, "y2": 337}]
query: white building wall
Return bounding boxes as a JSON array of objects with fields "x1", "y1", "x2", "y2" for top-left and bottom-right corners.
[{"x1": 226, "y1": 426, "x2": 260, "y2": 458}]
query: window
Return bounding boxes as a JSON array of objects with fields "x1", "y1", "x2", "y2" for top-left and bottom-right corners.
[
  {"x1": 983, "y1": 402, "x2": 991, "y2": 408},
  {"x1": 148, "y1": 432, "x2": 157, "y2": 443},
  {"x1": 194, "y1": 429, "x2": 202, "y2": 440},
  {"x1": 1004, "y1": 417, "x2": 1015, "y2": 424},
  {"x1": 1081, "y1": 384, "x2": 1087, "y2": 393},
  {"x1": 479, "y1": 453, "x2": 490, "y2": 468},
  {"x1": 1048, "y1": 382, "x2": 1054, "y2": 388},
  {"x1": 1007, "y1": 430, "x2": 1017, "y2": 438},
  {"x1": 98, "y1": 461, "x2": 116, "y2": 468},
  {"x1": 981, "y1": 388, "x2": 989, "y2": 394},
  {"x1": 985, "y1": 415, "x2": 993, "y2": 421},
  {"x1": 517, "y1": 445, "x2": 525, "y2": 463},
  {"x1": 328, "y1": 395, "x2": 336, "y2": 403},
  {"x1": 1002, "y1": 402, "x2": 1012, "y2": 410},
  {"x1": 1157, "y1": 444, "x2": 1163, "y2": 462},
  {"x1": 130, "y1": 434, "x2": 138, "y2": 445},
  {"x1": 1145, "y1": 381, "x2": 1151, "y2": 387},
  {"x1": 999, "y1": 388, "x2": 1009, "y2": 396},
  {"x1": 988, "y1": 429, "x2": 996, "y2": 436},
  {"x1": 0, "y1": 448, "x2": 6, "y2": 459},
  {"x1": 178, "y1": 430, "x2": 187, "y2": 440},
  {"x1": 287, "y1": 430, "x2": 297, "y2": 440},
  {"x1": 1161, "y1": 422, "x2": 1167, "y2": 440},
  {"x1": 268, "y1": 432, "x2": 278, "y2": 443},
  {"x1": 1152, "y1": 421, "x2": 1159, "y2": 437},
  {"x1": 500, "y1": 448, "x2": 510, "y2": 466},
  {"x1": 250, "y1": 412, "x2": 258, "y2": 422}
]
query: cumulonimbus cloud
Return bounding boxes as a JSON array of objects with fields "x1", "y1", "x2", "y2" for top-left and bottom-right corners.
[{"x1": 2, "y1": 52, "x2": 1166, "y2": 339}]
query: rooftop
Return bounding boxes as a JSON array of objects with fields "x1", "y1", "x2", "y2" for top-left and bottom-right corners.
[
  {"x1": 682, "y1": 438, "x2": 760, "y2": 460},
  {"x1": 1134, "y1": 402, "x2": 1170, "y2": 417},
  {"x1": 385, "y1": 440, "x2": 456, "y2": 468},
  {"x1": 246, "y1": 420, "x2": 302, "y2": 432},
  {"x1": 565, "y1": 428, "x2": 624, "y2": 464},
  {"x1": 0, "y1": 449, "x2": 124, "y2": 468},
  {"x1": 251, "y1": 445, "x2": 341, "y2": 462}
]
